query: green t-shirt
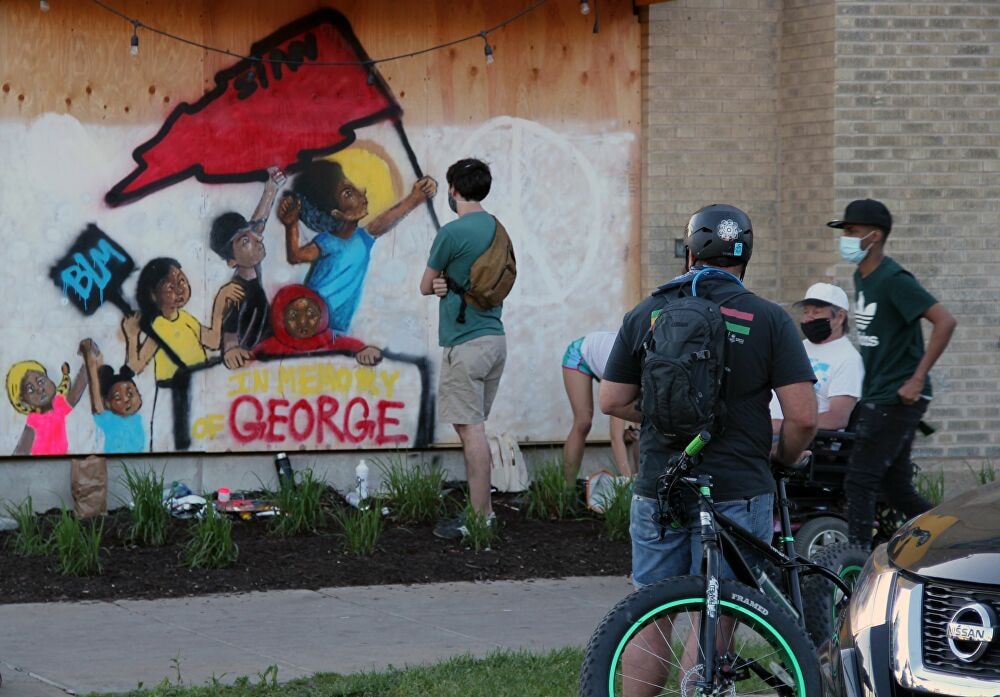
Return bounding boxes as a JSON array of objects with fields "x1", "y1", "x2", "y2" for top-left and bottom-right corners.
[
  {"x1": 853, "y1": 257, "x2": 937, "y2": 404},
  {"x1": 427, "y1": 211, "x2": 505, "y2": 347}
]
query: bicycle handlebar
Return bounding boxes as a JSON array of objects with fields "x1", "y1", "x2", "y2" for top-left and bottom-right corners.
[{"x1": 684, "y1": 431, "x2": 712, "y2": 458}]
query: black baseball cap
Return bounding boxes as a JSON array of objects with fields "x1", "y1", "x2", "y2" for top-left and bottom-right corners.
[{"x1": 826, "y1": 199, "x2": 892, "y2": 233}]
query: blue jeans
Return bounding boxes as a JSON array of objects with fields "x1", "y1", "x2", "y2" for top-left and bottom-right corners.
[{"x1": 630, "y1": 492, "x2": 774, "y2": 589}]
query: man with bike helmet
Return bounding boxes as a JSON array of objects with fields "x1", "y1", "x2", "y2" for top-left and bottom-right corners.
[
  {"x1": 600, "y1": 204, "x2": 818, "y2": 695},
  {"x1": 602, "y1": 204, "x2": 818, "y2": 587}
]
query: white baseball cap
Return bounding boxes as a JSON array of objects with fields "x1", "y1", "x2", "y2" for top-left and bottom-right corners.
[{"x1": 795, "y1": 283, "x2": 849, "y2": 311}]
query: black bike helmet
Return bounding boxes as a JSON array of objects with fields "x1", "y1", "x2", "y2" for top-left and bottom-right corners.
[{"x1": 685, "y1": 204, "x2": 753, "y2": 267}]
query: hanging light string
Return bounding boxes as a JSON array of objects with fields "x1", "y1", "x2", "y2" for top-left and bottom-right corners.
[{"x1": 86, "y1": 0, "x2": 554, "y2": 66}]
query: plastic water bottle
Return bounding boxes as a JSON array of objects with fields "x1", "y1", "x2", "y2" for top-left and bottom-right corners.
[
  {"x1": 346, "y1": 459, "x2": 370, "y2": 508},
  {"x1": 356, "y1": 459, "x2": 369, "y2": 500},
  {"x1": 274, "y1": 452, "x2": 295, "y2": 489}
]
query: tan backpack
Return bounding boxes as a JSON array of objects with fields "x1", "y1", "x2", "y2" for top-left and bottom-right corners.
[{"x1": 447, "y1": 217, "x2": 517, "y2": 323}]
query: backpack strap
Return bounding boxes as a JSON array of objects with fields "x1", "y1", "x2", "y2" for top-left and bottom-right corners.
[{"x1": 444, "y1": 276, "x2": 469, "y2": 324}]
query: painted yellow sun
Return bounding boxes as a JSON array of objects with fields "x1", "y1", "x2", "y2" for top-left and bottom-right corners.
[{"x1": 323, "y1": 142, "x2": 402, "y2": 221}]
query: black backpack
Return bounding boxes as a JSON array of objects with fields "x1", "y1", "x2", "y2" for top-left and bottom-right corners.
[{"x1": 640, "y1": 273, "x2": 748, "y2": 445}]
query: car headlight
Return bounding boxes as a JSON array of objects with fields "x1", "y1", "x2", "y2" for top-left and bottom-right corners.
[{"x1": 849, "y1": 543, "x2": 898, "y2": 633}]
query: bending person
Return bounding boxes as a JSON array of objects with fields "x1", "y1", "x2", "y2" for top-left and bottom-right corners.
[{"x1": 562, "y1": 331, "x2": 637, "y2": 484}]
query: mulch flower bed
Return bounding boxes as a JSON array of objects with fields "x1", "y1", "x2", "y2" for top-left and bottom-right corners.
[{"x1": 0, "y1": 493, "x2": 630, "y2": 604}]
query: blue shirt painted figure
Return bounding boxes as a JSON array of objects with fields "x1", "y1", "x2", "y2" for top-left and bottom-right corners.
[
  {"x1": 93, "y1": 411, "x2": 145, "y2": 454},
  {"x1": 304, "y1": 227, "x2": 376, "y2": 334}
]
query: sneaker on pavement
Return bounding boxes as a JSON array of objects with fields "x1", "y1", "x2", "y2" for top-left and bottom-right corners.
[{"x1": 433, "y1": 512, "x2": 496, "y2": 540}]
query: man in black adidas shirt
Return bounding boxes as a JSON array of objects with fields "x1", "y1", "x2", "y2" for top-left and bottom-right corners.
[
  {"x1": 601, "y1": 204, "x2": 817, "y2": 695},
  {"x1": 829, "y1": 199, "x2": 956, "y2": 546}
]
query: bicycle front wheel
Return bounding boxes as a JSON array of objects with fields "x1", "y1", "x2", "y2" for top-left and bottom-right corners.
[{"x1": 580, "y1": 575, "x2": 820, "y2": 697}]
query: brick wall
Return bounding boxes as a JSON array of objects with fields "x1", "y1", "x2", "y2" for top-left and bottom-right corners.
[
  {"x1": 832, "y1": 1, "x2": 1000, "y2": 463},
  {"x1": 642, "y1": 0, "x2": 1000, "y2": 471},
  {"x1": 778, "y1": 0, "x2": 836, "y2": 300},
  {"x1": 641, "y1": 0, "x2": 782, "y2": 298}
]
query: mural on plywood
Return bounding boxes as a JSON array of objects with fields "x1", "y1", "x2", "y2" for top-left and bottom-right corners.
[{"x1": 1, "y1": 5, "x2": 637, "y2": 457}]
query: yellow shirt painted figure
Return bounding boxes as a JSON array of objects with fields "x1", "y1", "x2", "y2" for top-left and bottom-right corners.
[{"x1": 152, "y1": 310, "x2": 207, "y2": 381}]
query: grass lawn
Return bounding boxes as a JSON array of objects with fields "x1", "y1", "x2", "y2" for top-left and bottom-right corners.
[{"x1": 85, "y1": 647, "x2": 584, "y2": 697}]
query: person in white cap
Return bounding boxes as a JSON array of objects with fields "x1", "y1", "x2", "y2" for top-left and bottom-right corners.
[{"x1": 770, "y1": 282, "x2": 863, "y2": 433}]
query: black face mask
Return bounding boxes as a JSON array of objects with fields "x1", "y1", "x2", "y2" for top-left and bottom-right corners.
[
  {"x1": 800, "y1": 317, "x2": 833, "y2": 344},
  {"x1": 448, "y1": 194, "x2": 458, "y2": 213}
]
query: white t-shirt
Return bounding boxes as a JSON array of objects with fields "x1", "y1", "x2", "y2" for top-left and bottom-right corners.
[
  {"x1": 580, "y1": 331, "x2": 618, "y2": 381},
  {"x1": 770, "y1": 336, "x2": 863, "y2": 420}
]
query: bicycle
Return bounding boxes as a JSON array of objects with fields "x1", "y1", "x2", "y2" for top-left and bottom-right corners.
[{"x1": 579, "y1": 432, "x2": 850, "y2": 697}]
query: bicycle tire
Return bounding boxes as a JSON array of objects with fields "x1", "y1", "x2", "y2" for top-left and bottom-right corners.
[
  {"x1": 801, "y1": 542, "x2": 871, "y2": 647},
  {"x1": 580, "y1": 575, "x2": 821, "y2": 697}
]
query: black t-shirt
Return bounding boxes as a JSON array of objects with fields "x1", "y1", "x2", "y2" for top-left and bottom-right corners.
[
  {"x1": 223, "y1": 275, "x2": 271, "y2": 349},
  {"x1": 604, "y1": 270, "x2": 815, "y2": 501}
]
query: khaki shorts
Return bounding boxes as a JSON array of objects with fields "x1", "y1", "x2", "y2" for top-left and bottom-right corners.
[{"x1": 438, "y1": 334, "x2": 507, "y2": 425}]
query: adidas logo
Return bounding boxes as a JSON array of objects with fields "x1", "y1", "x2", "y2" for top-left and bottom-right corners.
[{"x1": 855, "y1": 291, "x2": 877, "y2": 332}]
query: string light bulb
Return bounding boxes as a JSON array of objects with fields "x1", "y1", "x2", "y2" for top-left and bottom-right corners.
[
  {"x1": 130, "y1": 26, "x2": 139, "y2": 57},
  {"x1": 480, "y1": 31, "x2": 495, "y2": 66},
  {"x1": 579, "y1": 0, "x2": 590, "y2": 15},
  {"x1": 39, "y1": 0, "x2": 50, "y2": 11},
  {"x1": 366, "y1": 66, "x2": 376, "y2": 85}
]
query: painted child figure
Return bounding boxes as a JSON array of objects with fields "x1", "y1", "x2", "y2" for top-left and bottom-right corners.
[
  {"x1": 7, "y1": 357, "x2": 88, "y2": 456},
  {"x1": 79, "y1": 339, "x2": 145, "y2": 454},
  {"x1": 252, "y1": 284, "x2": 376, "y2": 362},
  {"x1": 124, "y1": 258, "x2": 243, "y2": 382},
  {"x1": 209, "y1": 166, "x2": 286, "y2": 370},
  {"x1": 124, "y1": 257, "x2": 243, "y2": 450},
  {"x1": 278, "y1": 159, "x2": 437, "y2": 366}
]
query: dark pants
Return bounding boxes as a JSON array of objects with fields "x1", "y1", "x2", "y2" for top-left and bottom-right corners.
[{"x1": 845, "y1": 399, "x2": 932, "y2": 546}]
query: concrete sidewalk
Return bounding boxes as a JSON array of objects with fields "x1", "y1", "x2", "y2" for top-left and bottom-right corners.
[{"x1": 0, "y1": 576, "x2": 632, "y2": 695}]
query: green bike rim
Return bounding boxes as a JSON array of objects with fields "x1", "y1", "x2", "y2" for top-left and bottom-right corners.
[
  {"x1": 830, "y1": 564, "x2": 864, "y2": 626},
  {"x1": 608, "y1": 596, "x2": 808, "y2": 696}
]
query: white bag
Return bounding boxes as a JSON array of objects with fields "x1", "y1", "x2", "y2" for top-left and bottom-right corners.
[{"x1": 488, "y1": 431, "x2": 530, "y2": 493}]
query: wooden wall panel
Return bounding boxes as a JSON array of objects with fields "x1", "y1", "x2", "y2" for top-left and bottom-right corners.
[{"x1": 2, "y1": 1, "x2": 640, "y2": 129}]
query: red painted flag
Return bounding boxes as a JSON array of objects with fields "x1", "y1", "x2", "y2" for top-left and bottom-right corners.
[{"x1": 105, "y1": 9, "x2": 401, "y2": 207}]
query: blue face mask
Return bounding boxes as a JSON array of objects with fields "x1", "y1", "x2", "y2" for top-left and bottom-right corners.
[
  {"x1": 838, "y1": 230, "x2": 874, "y2": 264},
  {"x1": 448, "y1": 194, "x2": 458, "y2": 213}
]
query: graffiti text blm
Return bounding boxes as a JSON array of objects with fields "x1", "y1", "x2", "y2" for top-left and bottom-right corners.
[
  {"x1": 234, "y1": 33, "x2": 318, "y2": 100},
  {"x1": 50, "y1": 225, "x2": 134, "y2": 315}
]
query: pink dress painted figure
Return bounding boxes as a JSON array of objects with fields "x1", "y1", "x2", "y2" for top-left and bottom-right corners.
[{"x1": 25, "y1": 393, "x2": 73, "y2": 455}]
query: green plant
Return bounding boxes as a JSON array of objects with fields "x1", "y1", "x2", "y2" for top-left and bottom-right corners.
[
  {"x1": 120, "y1": 463, "x2": 171, "y2": 546},
  {"x1": 184, "y1": 507, "x2": 239, "y2": 569},
  {"x1": 524, "y1": 459, "x2": 577, "y2": 520},
  {"x1": 376, "y1": 454, "x2": 445, "y2": 524},
  {"x1": 461, "y1": 505, "x2": 495, "y2": 552},
  {"x1": 967, "y1": 459, "x2": 997, "y2": 485},
  {"x1": 601, "y1": 477, "x2": 633, "y2": 541},
  {"x1": 268, "y1": 468, "x2": 327, "y2": 537},
  {"x1": 51, "y1": 507, "x2": 104, "y2": 576},
  {"x1": 4, "y1": 496, "x2": 51, "y2": 556},
  {"x1": 915, "y1": 467, "x2": 946, "y2": 507},
  {"x1": 333, "y1": 504, "x2": 382, "y2": 556}
]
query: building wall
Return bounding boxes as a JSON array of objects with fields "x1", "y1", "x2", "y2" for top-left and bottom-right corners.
[
  {"x1": 642, "y1": 0, "x2": 1000, "y2": 474},
  {"x1": 641, "y1": 0, "x2": 782, "y2": 298},
  {"x1": 779, "y1": 0, "x2": 836, "y2": 299},
  {"x1": 830, "y1": 0, "x2": 1000, "y2": 463}
]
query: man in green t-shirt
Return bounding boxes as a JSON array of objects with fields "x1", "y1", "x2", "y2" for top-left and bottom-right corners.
[
  {"x1": 420, "y1": 158, "x2": 506, "y2": 540},
  {"x1": 828, "y1": 199, "x2": 957, "y2": 546}
]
